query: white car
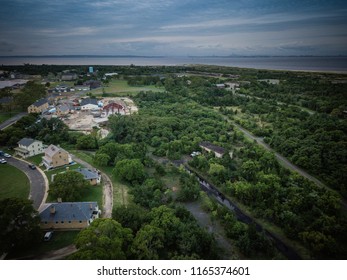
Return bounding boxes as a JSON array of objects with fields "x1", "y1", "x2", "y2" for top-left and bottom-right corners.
[
  {"x1": 3, "y1": 153, "x2": 11, "y2": 158},
  {"x1": 0, "y1": 158, "x2": 7, "y2": 164}
]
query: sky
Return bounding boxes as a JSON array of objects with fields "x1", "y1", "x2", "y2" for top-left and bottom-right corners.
[{"x1": 0, "y1": 0, "x2": 346, "y2": 56}]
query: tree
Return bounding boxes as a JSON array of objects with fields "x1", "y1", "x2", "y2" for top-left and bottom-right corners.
[
  {"x1": 177, "y1": 173, "x2": 200, "y2": 202},
  {"x1": 112, "y1": 204, "x2": 148, "y2": 233},
  {"x1": 131, "y1": 225, "x2": 164, "y2": 259},
  {"x1": 113, "y1": 159, "x2": 146, "y2": 185},
  {"x1": 94, "y1": 153, "x2": 110, "y2": 167},
  {"x1": 14, "y1": 81, "x2": 46, "y2": 110},
  {"x1": 69, "y1": 218, "x2": 133, "y2": 260},
  {"x1": 0, "y1": 198, "x2": 41, "y2": 255},
  {"x1": 49, "y1": 171, "x2": 89, "y2": 201},
  {"x1": 76, "y1": 134, "x2": 98, "y2": 150}
]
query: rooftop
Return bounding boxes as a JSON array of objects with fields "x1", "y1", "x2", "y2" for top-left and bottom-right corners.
[
  {"x1": 32, "y1": 98, "x2": 48, "y2": 107},
  {"x1": 18, "y1": 137, "x2": 39, "y2": 147},
  {"x1": 75, "y1": 168, "x2": 99, "y2": 180},
  {"x1": 199, "y1": 141, "x2": 226, "y2": 155},
  {"x1": 39, "y1": 202, "x2": 98, "y2": 222}
]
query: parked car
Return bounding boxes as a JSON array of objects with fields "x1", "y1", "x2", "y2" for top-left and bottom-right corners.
[
  {"x1": 3, "y1": 153, "x2": 11, "y2": 158},
  {"x1": 44, "y1": 231, "x2": 53, "y2": 241},
  {"x1": 28, "y1": 164, "x2": 36, "y2": 169},
  {"x1": 0, "y1": 158, "x2": 7, "y2": 164}
]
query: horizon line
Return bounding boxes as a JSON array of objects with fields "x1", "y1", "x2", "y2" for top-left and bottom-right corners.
[{"x1": 1, "y1": 54, "x2": 347, "y2": 58}]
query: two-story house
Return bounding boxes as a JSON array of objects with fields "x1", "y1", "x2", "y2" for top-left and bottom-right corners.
[
  {"x1": 28, "y1": 98, "x2": 49, "y2": 114},
  {"x1": 42, "y1": 144, "x2": 72, "y2": 169},
  {"x1": 14, "y1": 138, "x2": 44, "y2": 158}
]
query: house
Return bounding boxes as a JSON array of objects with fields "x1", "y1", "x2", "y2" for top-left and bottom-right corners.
[
  {"x1": 84, "y1": 80, "x2": 101, "y2": 89},
  {"x1": 75, "y1": 168, "x2": 101, "y2": 185},
  {"x1": 258, "y1": 79, "x2": 280, "y2": 85},
  {"x1": 42, "y1": 144, "x2": 72, "y2": 169},
  {"x1": 80, "y1": 98, "x2": 99, "y2": 110},
  {"x1": 28, "y1": 98, "x2": 49, "y2": 114},
  {"x1": 75, "y1": 85, "x2": 90, "y2": 91},
  {"x1": 39, "y1": 202, "x2": 101, "y2": 230},
  {"x1": 14, "y1": 138, "x2": 44, "y2": 158},
  {"x1": 102, "y1": 102, "x2": 125, "y2": 117},
  {"x1": 216, "y1": 83, "x2": 226, "y2": 89},
  {"x1": 56, "y1": 103, "x2": 73, "y2": 117},
  {"x1": 61, "y1": 73, "x2": 78, "y2": 81},
  {"x1": 199, "y1": 141, "x2": 231, "y2": 158}
]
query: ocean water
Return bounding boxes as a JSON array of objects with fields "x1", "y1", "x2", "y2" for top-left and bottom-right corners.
[{"x1": 1, "y1": 56, "x2": 347, "y2": 72}]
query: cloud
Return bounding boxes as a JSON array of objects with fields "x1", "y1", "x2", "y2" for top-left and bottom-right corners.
[
  {"x1": 0, "y1": 41, "x2": 15, "y2": 53},
  {"x1": 0, "y1": 0, "x2": 346, "y2": 56}
]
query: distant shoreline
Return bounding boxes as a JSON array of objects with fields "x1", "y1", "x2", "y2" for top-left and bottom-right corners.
[{"x1": 1, "y1": 56, "x2": 347, "y2": 73}]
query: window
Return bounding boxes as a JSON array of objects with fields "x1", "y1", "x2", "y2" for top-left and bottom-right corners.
[{"x1": 61, "y1": 221, "x2": 64, "y2": 223}]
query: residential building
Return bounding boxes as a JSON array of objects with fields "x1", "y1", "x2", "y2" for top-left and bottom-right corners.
[
  {"x1": 80, "y1": 98, "x2": 99, "y2": 110},
  {"x1": 215, "y1": 83, "x2": 226, "y2": 89},
  {"x1": 102, "y1": 102, "x2": 125, "y2": 117},
  {"x1": 42, "y1": 144, "x2": 72, "y2": 169},
  {"x1": 39, "y1": 202, "x2": 101, "y2": 230},
  {"x1": 199, "y1": 141, "x2": 231, "y2": 158},
  {"x1": 75, "y1": 168, "x2": 101, "y2": 185},
  {"x1": 61, "y1": 73, "x2": 78, "y2": 81},
  {"x1": 75, "y1": 85, "x2": 90, "y2": 91},
  {"x1": 14, "y1": 138, "x2": 44, "y2": 158},
  {"x1": 28, "y1": 98, "x2": 49, "y2": 113},
  {"x1": 56, "y1": 103, "x2": 73, "y2": 117}
]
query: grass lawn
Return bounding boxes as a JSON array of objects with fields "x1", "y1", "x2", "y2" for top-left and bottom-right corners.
[
  {"x1": 81, "y1": 184, "x2": 103, "y2": 209},
  {"x1": 69, "y1": 149, "x2": 131, "y2": 207},
  {"x1": 0, "y1": 112, "x2": 20, "y2": 123},
  {"x1": 0, "y1": 163, "x2": 30, "y2": 200},
  {"x1": 91, "y1": 79, "x2": 164, "y2": 96},
  {"x1": 27, "y1": 153, "x2": 44, "y2": 166},
  {"x1": 7, "y1": 231, "x2": 79, "y2": 259}
]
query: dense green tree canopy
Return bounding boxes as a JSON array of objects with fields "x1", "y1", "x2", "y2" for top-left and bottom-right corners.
[
  {"x1": 0, "y1": 198, "x2": 41, "y2": 255},
  {"x1": 49, "y1": 171, "x2": 89, "y2": 202}
]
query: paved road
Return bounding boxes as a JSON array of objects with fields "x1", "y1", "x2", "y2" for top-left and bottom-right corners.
[
  {"x1": 0, "y1": 112, "x2": 27, "y2": 130},
  {"x1": 6, "y1": 157, "x2": 46, "y2": 210},
  {"x1": 231, "y1": 121, "x2": 347, "y2": 209},
  {"x1": 71, "y1": 154, "x2": 113, "y2": 218}
]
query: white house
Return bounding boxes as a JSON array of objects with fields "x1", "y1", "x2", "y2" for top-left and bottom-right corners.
[
  {"x1": 80, "y1": 98, "x2": 99, "y2": 111},
  {"x1": 14, "y1": 138, "x2": 44, "y2": 158}
]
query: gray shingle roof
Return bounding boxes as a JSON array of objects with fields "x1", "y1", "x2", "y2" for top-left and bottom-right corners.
[
  {"x1": 39, "y1": 202, "x2": 98, "y2": 223},
  {"x1": 199, "y1": 141, "x2": 226, "y2": 155},
  {"x1": 18, "y1": 137, "x2": 36, "y2": 147},
  {"x1": 32, "y1": 98, "x2": 48, "y2": 107},
  {"x1": 75, "y1": 168, "x2": 99, "y2": 180},
  {"x1": 80, "y1": 98, "x2": 98, "y2": 106}
]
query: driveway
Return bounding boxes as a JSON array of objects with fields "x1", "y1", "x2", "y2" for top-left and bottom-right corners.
[{"x1": 6, "y1": 157, "x2": 46, "y2": 210}]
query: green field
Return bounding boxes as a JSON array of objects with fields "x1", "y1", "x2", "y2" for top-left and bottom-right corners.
[
  {"x1": 91, "y1": 79, "x2": 164, "y2": 96},
  {"x1": 0, "y1": 164, "x2": 30, "y2": 200},
  {"x1": 0, "y1": 112, "x2": 20, "y2": 123}
]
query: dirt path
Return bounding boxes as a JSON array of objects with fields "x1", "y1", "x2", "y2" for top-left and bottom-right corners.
[
  {"x1": 71, "y1": 154, "x2": 113, "y2": 218},
  {"x1": 183, "y1": 202, "x2": 238, "y2": 260}
]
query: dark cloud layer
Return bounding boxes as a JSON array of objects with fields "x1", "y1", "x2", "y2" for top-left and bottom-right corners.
[{"x1": 0, "y1": 0, "x2": 346, "y2": 56}]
